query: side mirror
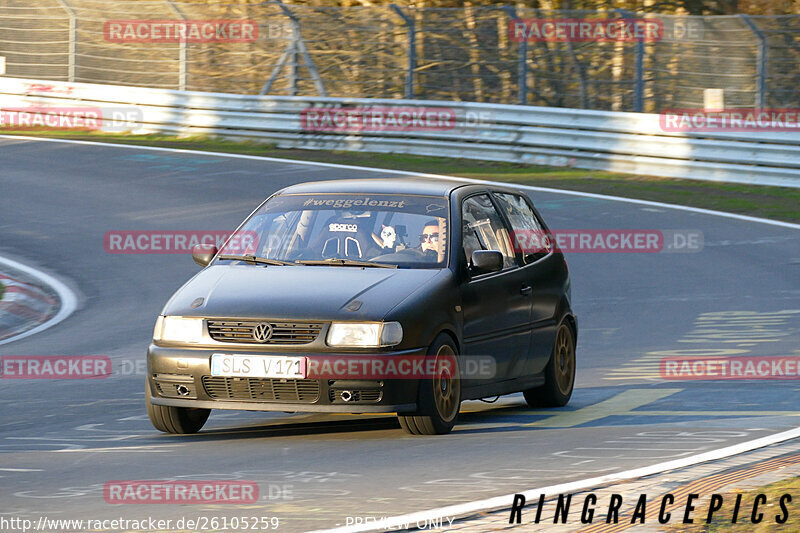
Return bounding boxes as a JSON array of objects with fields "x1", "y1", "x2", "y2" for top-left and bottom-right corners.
[
  {"x1": 192, "y1": 244, "x2": 217, "y2": 267},
  {"x1": 470, "y1": 250, "x2": 503, "y2": 274}
]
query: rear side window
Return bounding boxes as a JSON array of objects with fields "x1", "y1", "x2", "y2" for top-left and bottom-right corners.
[
  {"x1": 461, "y1": 194, "x2": 516, "y2": 269},
  {"x1": 493, "y1": 193, "x2": 551, "y2": 264}
]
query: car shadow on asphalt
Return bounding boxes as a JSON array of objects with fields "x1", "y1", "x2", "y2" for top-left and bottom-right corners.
[
  {"x1": 147, "y1": 416, "x2": 403, "y2": 440},
  {"x1": 142, "y1": 404, "x2": 556, "y2": 441}
]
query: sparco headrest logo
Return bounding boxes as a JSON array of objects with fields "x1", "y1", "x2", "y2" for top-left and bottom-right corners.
[{"x1": 329, "y1": 223, "x2": 358, "y2": 232}]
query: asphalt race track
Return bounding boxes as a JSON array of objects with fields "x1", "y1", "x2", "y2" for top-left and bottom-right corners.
[{"x1": 1, "y1": 136, "x2": 799, "y2": 532}]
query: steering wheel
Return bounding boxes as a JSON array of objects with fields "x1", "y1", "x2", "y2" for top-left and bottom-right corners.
[{"x1": 370, "y1": 247, "x2": 430, "y2": 263}]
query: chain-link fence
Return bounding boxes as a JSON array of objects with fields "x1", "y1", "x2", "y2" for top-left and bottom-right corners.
[{"x1": 1, "y1": 1, "x2": 798, "y2": 112}]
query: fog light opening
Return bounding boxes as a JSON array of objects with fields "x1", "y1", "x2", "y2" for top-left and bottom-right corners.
[
  {"x1": 340, "y1": 390, "x2": 353, "y2": 402},
  {"x1": 176, "y1": 384, "x2": 190, "y2": 397}
]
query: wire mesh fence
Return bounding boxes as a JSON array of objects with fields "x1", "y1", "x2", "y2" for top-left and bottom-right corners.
[{"x1": 0, "y1": 1, "x2": 798, "y2": 112}]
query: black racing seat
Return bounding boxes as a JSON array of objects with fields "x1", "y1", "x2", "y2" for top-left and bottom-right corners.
[{"x1": 310, "y1": 216, "x2": 379, "y2": 259}]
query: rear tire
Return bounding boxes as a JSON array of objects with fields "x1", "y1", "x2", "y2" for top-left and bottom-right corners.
[
  {"x1": 145, "y1": 379, "x2": 210, "y2": 434},
  {"x1": 523, "y1": 322, "x2": 575, "y2": 408},
  {"x1": 398, "y1": 334, "x2": 461, "y2": 435}
]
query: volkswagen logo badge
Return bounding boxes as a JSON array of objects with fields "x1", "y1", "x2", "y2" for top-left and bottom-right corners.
[{"x1": 252, "y1": 323, "x2": 273, "y2": 343}]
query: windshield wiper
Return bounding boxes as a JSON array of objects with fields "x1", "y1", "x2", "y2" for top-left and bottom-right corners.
[
  {"x1": 295, "y1": 258, "x2": 397, "y2": 269},
  {"x1": 216, "y1": 254, "x2": 295, "y2": 266}
]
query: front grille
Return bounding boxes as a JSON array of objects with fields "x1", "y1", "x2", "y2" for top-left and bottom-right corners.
[
  {"x1": 207, "y1": 320, "x2": 323, "y2": 345},
  {"x1": 202, "y1": 376, "x2": 320, "y2": 402}
]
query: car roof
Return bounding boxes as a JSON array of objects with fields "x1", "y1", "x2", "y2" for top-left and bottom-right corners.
[{"x1": 276, "y1": 177, "x2": 474, "y2": 197}]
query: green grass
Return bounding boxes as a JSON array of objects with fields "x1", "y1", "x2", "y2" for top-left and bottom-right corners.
[
  {"x1": 6, "y1": 131, "x2": 800, "y2": 223},
  {"x1": 0, "y1": 281, "x2": 4, "y2": 300},
  {"x1": 668, "y1": 475, "x2": 799, "y2": 532}
]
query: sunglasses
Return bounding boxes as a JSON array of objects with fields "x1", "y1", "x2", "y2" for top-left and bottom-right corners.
[{"x1": 419, "y1": 232, "x2": 440, "y2": 243}]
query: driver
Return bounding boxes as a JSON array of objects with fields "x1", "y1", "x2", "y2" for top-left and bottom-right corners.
[{"x1": 419, "y1": 218, "x2": 445, "y2": 261}]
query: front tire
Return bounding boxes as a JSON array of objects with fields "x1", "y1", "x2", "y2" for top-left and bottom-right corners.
[
  {"x1": 523, "y1": 322, "x2": 575, "y2": 407},
  {"x1": 145, "y1": 380, "x2": 210, "y2": 434},
  {"x1": 398, "y1": 334, "x2": 461, "y2": 435}
]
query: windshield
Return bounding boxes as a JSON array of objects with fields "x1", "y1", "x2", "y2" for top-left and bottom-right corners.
[{"x1": 218, "y1": 193, "x2": 450, "y2": 269}]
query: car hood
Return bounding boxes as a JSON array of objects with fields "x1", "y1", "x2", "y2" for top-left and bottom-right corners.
[{"x1": 162, "y1": 264, "x2": 445, "y2": 321}]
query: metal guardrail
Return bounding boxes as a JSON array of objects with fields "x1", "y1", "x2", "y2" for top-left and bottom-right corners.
[{"x1": 1, "y1": 77, "x2": 799, "y2": 188}]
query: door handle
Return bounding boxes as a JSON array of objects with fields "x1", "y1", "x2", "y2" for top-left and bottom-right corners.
[{"x1": 520, "y1": 284, "x2": 532, "y2": 296}]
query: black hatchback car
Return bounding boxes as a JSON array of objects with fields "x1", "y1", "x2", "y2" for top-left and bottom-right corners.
[{"x1": 146, "y1": 178, "x2": 577, "y2": 435}]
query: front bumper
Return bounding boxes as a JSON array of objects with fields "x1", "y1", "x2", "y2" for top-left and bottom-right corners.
[{"x1": 147, "y1": 344, "x2": 424, "y2": 413}]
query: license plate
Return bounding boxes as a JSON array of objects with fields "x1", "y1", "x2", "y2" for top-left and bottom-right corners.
[{"x1": 210, "y1": 354, "x2": 306, "y2": 379}]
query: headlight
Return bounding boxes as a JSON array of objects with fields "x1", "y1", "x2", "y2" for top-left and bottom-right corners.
[
  {"x1": 326, "y1": 322, "x2": 403, "y2": 347},
  {"x1": 153, "y1": 316, "x2": 205, "y2": 344}
]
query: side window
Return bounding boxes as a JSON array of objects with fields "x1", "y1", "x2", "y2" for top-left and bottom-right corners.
[
  {"x1": 494, "y1": 193, "x2": 551, "y2": 264},
  {"x1": 461, "y1": 195, "x2": 516, "y2": 269}
]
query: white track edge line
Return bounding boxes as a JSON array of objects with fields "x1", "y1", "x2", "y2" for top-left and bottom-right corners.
[
  {"x1": 3, "y1": 135, "x2": 799, "y2": 230},
  {"x1": 0, "y1": 256, "x2": 78, "y2": 346},
  {"x1": 312, "y1": 426, "x2": 800, "y2": 533}
]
